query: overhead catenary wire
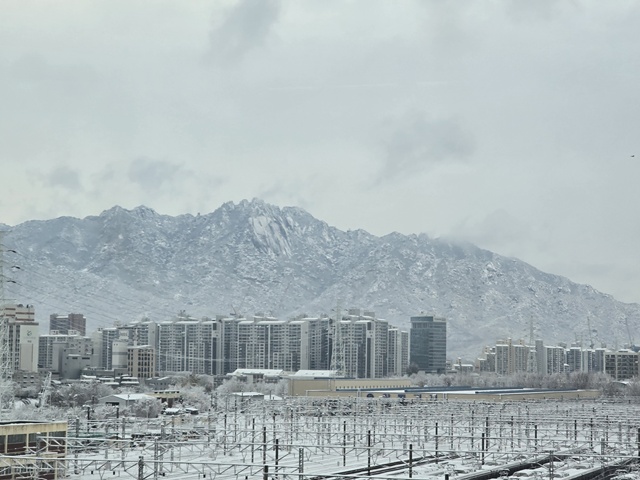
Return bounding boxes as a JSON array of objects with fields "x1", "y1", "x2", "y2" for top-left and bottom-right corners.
[
  {"x1": 8, "y1": 279, "x2": 234, "y2": 367},
  {"x1": 3, "y1": 259, "x2": 254, "y2": 368},
  {"x1": 5, "y1": 248, "x2": 216, "y2": 329},
  {"x1": 2, "y1": 239, "x2": 337, "y2": 371}
]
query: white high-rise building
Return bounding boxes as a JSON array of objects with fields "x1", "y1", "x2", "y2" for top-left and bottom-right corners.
[
  {"x1": 156, "y1": 314, "x2": 219, "y2": 375},
  {"x1": 388, "y1": 327, "x2": 409, "y2": 377},
  {"x1": 545, "y1": 345, "x2": 566, "y2": 374},
  {"x1": 111, "y1": 332, "x2": 129, "y2": 369},
  {"x1": 99, "y1": 310, "x2": 408, "y2": 379},
  {"x1": 1, "y1": 304, "x2": 39, "y2": 374}
]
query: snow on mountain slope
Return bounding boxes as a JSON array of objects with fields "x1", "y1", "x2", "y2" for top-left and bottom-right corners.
[{"x1": 3, "y1": 198, "x2": 639, "y2": 360}]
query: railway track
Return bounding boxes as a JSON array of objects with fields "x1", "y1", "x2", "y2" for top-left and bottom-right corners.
[
  {"x1": 309, "y1": 451, "x2": 639, "y2": 480},
  {"x1": 457, "y1": 454, "x2": 638, "y2": 480},
  {"x1": 309, "y1": 453, "x2": 458, "y2": 479},
  {"x1": 564, "y1": 459, "x2": 637, "y2": 480},
  {"x1": 457, "y1": 453, "x2": 567, "y2": 480}
]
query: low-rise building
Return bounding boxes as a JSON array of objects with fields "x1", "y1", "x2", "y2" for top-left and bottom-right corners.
[
  {"x1": 0, "y1": 420, "x2": 67, "y2": 479},
  {"x1": 98, "y1": 393, "x2": 156, "y2": 409}
]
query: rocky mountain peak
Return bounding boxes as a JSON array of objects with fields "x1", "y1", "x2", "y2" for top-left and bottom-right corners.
[{"x1": 4, "y1": 199, "x2": 640, "y2": 360}]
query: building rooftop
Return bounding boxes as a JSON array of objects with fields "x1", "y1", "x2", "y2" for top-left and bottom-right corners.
[
  {"x1": 290, "y1": 370, "x2": 338, "y2": 378},
  {"x1": 228, "y1": 368, "x2": 284, "y2": 377}
]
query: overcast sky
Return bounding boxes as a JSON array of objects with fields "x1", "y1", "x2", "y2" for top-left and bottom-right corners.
[{"x1": 1, "y1": 1, "x2": 639, "y2": 304}]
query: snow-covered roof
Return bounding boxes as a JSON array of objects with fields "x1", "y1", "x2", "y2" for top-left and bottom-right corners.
[
  {"x1": 290, "y1": 370, "x2": 337, "y2": 378},
  {"x1": 162, "y1": 407, "x2": 182, "y2": 414},
  {"x1": 263, "y1": 395, "x2": 283, "y2": 401},
  {"x1": 228, "y1": 368, "x2": 284, "y2": 377},
  {"x1": 231, "y1": 392, "x2": 264, "y2": 397},
  {"x1": 100, "y1": 393, "x2": 155, "y2": 402}
]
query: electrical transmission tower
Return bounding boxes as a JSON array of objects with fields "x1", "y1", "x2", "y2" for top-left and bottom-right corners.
[
  {"x1": 0, "y1": 232, "x2": 16, "y2": 413},
  {"x1": 0, "y1": 232, "x2": 12, "y2": 379},
  {"x1": 329, "y1": 302, "x2": 345, "y2": 377}
]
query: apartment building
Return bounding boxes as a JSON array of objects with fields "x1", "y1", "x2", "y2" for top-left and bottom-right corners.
[
  {"x1": 49, "y1": 313, "x2": 86, "y2": 336},
  {"x1": 605, "y1": 350, "x2": 639, "y2": 380},
  {"x1": 333, "y1": 313, "x2": 381, "y2": 378},
  {"x1": 545, "y1": 345, "x2": 566, "y2": 374},
  {"x1": 477, "y1": 337, "x2": 624, "y2": 378},
  {"x1": 304, "y1": 316, "x2": 331, "y2": 371},
  {"x1": 38, "y1": 333, "x2": 93, "y2": 371},
  {"x1": 128, "y1": 345, "x2": 156, "y2": 379},
  {"x1": 388, "y1": 327, "x2": 409, "y2": 377},
  {"x1": 1, "y1": 304, "x2": 39, "y2": 374},
  {"x1": 156, "y1": 315, "x2": 219, "y2": 375},
  {"x1": 84, "y1": 310, "x2": 408, "y2": 379},
  {"x1": 91, "y1": 319, "x2": 158, "y2": 372}
]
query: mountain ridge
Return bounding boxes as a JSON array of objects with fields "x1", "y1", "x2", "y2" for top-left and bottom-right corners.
[{"x1": 3, "y1": 199, "x2": 639, "y2": 361}]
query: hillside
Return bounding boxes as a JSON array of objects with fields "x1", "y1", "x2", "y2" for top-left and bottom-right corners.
[{"x1": 3, "y1": 199, "x2": 639, "y2": 360}]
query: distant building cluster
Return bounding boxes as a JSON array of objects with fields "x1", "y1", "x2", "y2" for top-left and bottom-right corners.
[
  {"x1": 4, "y1": 301, "x2": 640, "y2": 390},
  {"x1": 477, "y1": 338, "x2": 640, "y2": 380},
  {"x1": 90, "y1": 308, "x2": 412, "y2": 380},
  {"x1": 4, "y1": 304, "x2": 453, "y2": 386}
]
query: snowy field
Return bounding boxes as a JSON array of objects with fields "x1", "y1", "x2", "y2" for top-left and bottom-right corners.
[{"x1": 30, "y1": 397, "x2": 640, "y2": 480}]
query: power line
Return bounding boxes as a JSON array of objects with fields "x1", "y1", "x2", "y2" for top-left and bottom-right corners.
[{"x1": 5, "y1": 248, "x2": 197, "y2": 330}]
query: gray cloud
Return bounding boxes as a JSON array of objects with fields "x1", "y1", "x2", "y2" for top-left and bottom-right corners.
[
  {"x1": 207, "y1": 0, "x2": 281, "y2": 66},
  {"x1": 376, "y1": 110, "x2": 475, "y2": 181},
  {"x1": 504, "y1": 0, "x2": 573, "y2": 22},
  {"x1": 44, "y1": 166, "x2": 82, "y2": 191},
  {"x1": 128, "y1": 158, "x2": 183, "y2": 192},
  {"x1": 448, "y1": 209, "x2": 542, "y2": 259},
  {"x1": 2, "y1": 1, "x2": 640, "y2": 304}
]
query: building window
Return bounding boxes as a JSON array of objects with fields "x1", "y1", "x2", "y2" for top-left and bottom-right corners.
[{"x1": 7, "y1": 434, "x2": 26, "y2": 453}]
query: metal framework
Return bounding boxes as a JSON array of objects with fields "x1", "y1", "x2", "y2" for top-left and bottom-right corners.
[
  {"x1": 37, "y1": 395, "x2": 640, "y2": 480},
  {"x1": 330, "y1": 303, "x2": 346, "y2": 377},
  {"x1": 0, "y1": 231, "x2": 15, "y2": 413}
]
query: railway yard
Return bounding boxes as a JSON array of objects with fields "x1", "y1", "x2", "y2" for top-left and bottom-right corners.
[{"x1": 20, "y1": 396, "x2": 640, "y2": 480}]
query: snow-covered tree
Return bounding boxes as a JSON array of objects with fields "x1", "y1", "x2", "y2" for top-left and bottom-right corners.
[
  {"x1": 131, "y1": 396, "x2": 163, "y2": 418},
  {"x1": 216, "y1": 378, "x2": 248, "y2": 394},
  {"x1": 180, "y1": 386, "x2": 211, "y2": 412},
  {"x1": 50, "y1": 382, "x2": 115, "y2": 408}
]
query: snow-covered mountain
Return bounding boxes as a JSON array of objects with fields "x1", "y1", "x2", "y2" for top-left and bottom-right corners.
[{"x1": 3, "y1": 199, "x2": 639, "y2": 360}]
